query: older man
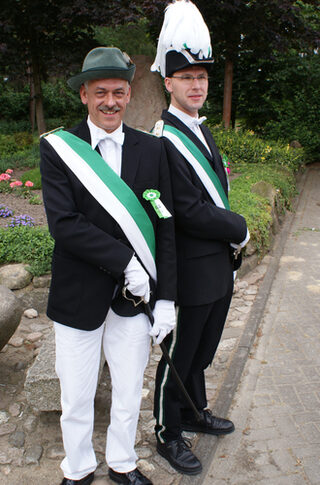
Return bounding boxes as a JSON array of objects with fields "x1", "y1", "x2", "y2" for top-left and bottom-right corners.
[{"x1": 40, "y1": 47, "x2": 176, "y2": 485}]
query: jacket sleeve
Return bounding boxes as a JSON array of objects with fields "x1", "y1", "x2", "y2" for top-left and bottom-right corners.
[
  {"x1": 40, "y1": 137, "x2": 133, "y2": 280},
  {"x1": 164, "y1": 138, "x2": 247, "y2": 245},
  {"x1": 153, "y1": 140, "x2": 177, "y2": 302}
]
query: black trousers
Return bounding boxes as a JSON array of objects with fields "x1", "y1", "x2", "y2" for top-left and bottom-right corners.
[{"x1": 154, "y1": 275, "x2": 233, "y2": 442}]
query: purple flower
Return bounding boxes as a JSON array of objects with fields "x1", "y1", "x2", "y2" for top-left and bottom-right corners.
[
  {"x1": 6, "y1": 214, "x2": 35, "y2": 228},
  {"x1": 0, "y1": 205, "x2": 14, "y2": 218}
]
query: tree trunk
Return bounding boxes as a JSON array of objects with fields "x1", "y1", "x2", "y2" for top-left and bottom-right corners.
[
  {"x1": 222, "y1": 59, "x2": 234, "y2": 130},
  {"x1": 27, "y1": 64, "x2": 36, "y2": 133},
  {"x1": 31, "y1": 55, "x2": 46, "y2": 135}
]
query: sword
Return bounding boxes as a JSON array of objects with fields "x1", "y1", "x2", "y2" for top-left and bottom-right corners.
[{"x1": 122, "y1": 287, "x2": 203, "y2": 422}]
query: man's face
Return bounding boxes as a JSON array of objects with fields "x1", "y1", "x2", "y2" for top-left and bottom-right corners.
[
  {"x1": 80, "y1": 78, "x2": 131, "y2": 132},
  {"x1": 165, "y1": 66, "x2": 208, "y2": 117}
]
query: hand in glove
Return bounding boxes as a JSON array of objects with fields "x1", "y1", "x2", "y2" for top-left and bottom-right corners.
[
  {"x1": 149, "y1": 300, "x2": 176, "y2": 345},
  {"x1": 123, "y1": 255, "x2": 150, "y2": 303},
  {"x1": 230, "y1": 228, "x2": 250, "y2": 252}
]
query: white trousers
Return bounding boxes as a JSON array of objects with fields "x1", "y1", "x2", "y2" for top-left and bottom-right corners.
[{"x1": 54, "y1": 308, "x2": 150, "y2": 480}]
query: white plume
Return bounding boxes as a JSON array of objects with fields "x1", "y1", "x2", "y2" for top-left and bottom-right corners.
[{"x1": 151, "y1": 0, "x2": 212, "y2": 77}]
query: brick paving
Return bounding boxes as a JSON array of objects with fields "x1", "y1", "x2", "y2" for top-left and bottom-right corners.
[{"x1": 197, "y1": 164, "x2": 320, "y2": 485}]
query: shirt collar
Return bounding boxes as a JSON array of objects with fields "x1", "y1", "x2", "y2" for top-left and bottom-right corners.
[
  {"x1": 168, "y1": 105, "x2": 206, "y2": 130},
  {"x1": 87, "y1": 116, "x2": 124, "y2": 149}
]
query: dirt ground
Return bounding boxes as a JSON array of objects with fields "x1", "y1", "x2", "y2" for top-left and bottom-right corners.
[{"x1": 0, "y1": 168, "x2": 46, "y2": 229}]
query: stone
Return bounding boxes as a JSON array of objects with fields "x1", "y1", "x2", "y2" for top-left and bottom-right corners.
[
  {"x1": 0, "y1": 411, "x2": 9, "y2": 424},
  {"x1": 124, "y1": 55, "x2": 167, "y2": 132},
  {"x1": 25, "y1": 444, "x2": 43, "y2": 464},
  {"x1": 0, "y1": 263, "x2": 32, "y2": 290},
  {"x1": 0, "y1": 423, "x2": 16, "y2": 436},
  {"x1": 23, "y1": 415, "x2": 38, "y2": 433},
  {"x1": 0, "y1": 451, "x2": 12, "y2": 465},
  {"x1": 290, "y1": 140, "x2": 302, "y2": 149},
  {"x1": 25, "y1": 328, "x2": 106, "y2": 411},
  {"x1": 14, "y1": 286, "x2": 49, "y2": 313},
  {"x1": 9, "y1": 430, "x2": 25, "y2": 448},
  {"x1": 46, "y1": 445, "x2": 65, "y2": 460},
  {"x1": 9, "y1": 403, "x2": 21, "y2": 417},
  {"x1": 32, "y1": 274, "x2": 51, "y2": 288},
  {"x1": 251, "y1": 180, "x2": 277, "y2": 206},
  {"x1": 8, "y1": 336, "x2": 24, "y2": 347},
  {"x1": 0, "y1": 285, "x2": 23, "y2": 351},
  {"x1": 26, "y1": 331, "x2": 42, "y2": 342},
  {"x1": 24, "y1": 308, "x2": 39, "y2": 319}
]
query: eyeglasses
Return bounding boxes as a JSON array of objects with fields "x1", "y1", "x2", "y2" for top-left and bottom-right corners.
[{"x1": 171, "y1": 74, "x2": 209, "y2": 84}]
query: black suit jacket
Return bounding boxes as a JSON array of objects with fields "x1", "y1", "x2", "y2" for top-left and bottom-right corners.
[
  {"x1": 161, "y1": 110, "x2": 247, "y2": 306},
  {"x1": 40, "y1": 118, "x2": 176, "y2": 330}
]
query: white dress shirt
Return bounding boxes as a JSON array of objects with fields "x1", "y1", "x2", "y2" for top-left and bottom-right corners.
[
  {"x1": 87, "y1": 116, "x2": 124, "y2": 176},
  {"x1": 168, "y1": 105, "x2": 211, "y2": 154}
]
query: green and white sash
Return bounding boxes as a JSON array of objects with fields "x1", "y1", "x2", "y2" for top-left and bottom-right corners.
[
  {"x1": 162, "y1": 124, "x2": 230, "y2": 210},
  {"x1": 44, "y1": 129, "x2": 157, "y2": 281}
]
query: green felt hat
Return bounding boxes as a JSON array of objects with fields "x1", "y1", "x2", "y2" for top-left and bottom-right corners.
[{"x1": 67, "y1": 47, "x2": 136, "y2": 91}]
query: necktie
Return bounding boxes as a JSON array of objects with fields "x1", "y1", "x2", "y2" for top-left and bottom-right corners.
[
  {"x1": 99, "y1": 131, "x2": 125, "y2": 146},
  {"x1": 190, "y1": 116, "x2": 207, "y2": 129}
]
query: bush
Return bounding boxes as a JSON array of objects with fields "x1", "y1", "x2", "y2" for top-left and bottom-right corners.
[
  {"x1": 209, "y1": 125, "x2": 305, "y2": 172},
  {"x1": 0, "y1": 141, "x2": 40, "y2": 172},
  {"x1": 21, "y1": 167, "x2": 42, "y2": 189},
  {"x1": 0, "y1": 226, "x2": 54, "y2": 276},
  {"x1": 229, "y1": 162, "x2": 297, "y2": 253}
]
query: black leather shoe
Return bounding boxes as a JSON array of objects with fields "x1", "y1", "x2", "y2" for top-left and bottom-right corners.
[
  {"x1": 157, "y1": 437, "x2": 202, "y2": 475},
  {"x1": 181, "y1": 409, "x2": 235, "y2": 435},
  {"x1": 108, "y1": 467, "x2": 153, "y2": 484},
  {"x1": 60, "y1": 472, "x2": 94, "y2": 485}
]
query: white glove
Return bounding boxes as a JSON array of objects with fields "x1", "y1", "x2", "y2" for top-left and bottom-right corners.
[
  {"x1": 149, "y1": 300, "x2": 176, "y2": 345},
  {"x1": 123, "y1": 255, "x2": 150, "y2": 303},
  {"x1": 230, "y1": 228, "x2": 250, "y2": 251}
]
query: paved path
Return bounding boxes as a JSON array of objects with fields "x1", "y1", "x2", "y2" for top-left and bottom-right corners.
[{"x1": 190, "y1": 163, "x2": 320, "y2": 485}]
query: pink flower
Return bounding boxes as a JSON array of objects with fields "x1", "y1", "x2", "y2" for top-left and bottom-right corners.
[
  {"x1": 24, "y1": 181, "x2": 34, "y2": 187},
  {"x1": 5, "y1": 169, "x2": 13, "y2": 174},
  {"x1": 0, "y1": 173, "x2": 11, "y2": 181},
  {"x1": 9, "y1": 180, "x2": 23, "y2": 188},
  {"x1": 227, "y1": 167, "x2": 230, "y2": 174}
]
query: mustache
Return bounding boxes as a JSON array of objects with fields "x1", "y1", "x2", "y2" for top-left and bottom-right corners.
[{"x1": 99, "y1": 106, "x2": 121, "y2": 113}]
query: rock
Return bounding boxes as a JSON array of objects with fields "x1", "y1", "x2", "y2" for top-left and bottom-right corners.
[
  {"x1": 9, "y1": 403, "x2": 21, "y2": 417},
  {"x1": 0, "y1": 411, "x2": 10, "y2": 424},
  {"x1": 8, "y1": 336, "x2": 24, "y2": 347},
  {"x1": 0, "y1": 451, "x2": 12, "y2": 465},
  {"x1": 25, "y1": 444, "x2": 43, "y2": 464},
  {"x1": 251, "y1": 180, "x2": 277, "y2": 206},
  {"x1": 24, "y1": 308, "x2": 39, "y2": 319},
  {"x1": 14, "y1": 286, "x2": 49, "y2": 313},
  {"x1": 0, "y1": 423, "x2": 16, "y2": 436},
  {"x1": 0, "y1": 263, "x2": 32, "y2": 290},
  {"x1": 290, "y1": 140, "x2": 302, "y2": 149},
  {"x1": 9, "y1": 430, "x2": 25, "y2": 448},
  {"x1": 46, "y1": 444, "x2": 65, "y2": 460},
  {"x1": 23, "y1": 415, "x2": 38, "y2": 433},
  {"x1": 32, "y1": 274, "x2": 51, "y2": 288},
  {"x1": 26, "y1": 331, "x2": 42, "y2": 342},
  {"x1": 0, "y1": 285, "x2": 23, "y2": 351},
  {"x1": 25, "y1": 328, "x2": 106, "y2": 411},
  {"x1": 124, "y1": 55, "x2": 167, "y2": 132}
]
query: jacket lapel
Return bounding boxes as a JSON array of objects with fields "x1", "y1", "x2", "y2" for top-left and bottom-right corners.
[
  {"x1": 162, "y1": 110, "x2": 228, "y2": 195},
  {"x1": 121, "y1": 124, "x2": 140, "y2": 187},
  {"x1": 162, "y1": 110, "x2": 212, "y2": 161}
]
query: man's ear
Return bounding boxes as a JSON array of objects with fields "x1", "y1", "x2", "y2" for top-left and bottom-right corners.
[
  {"x1": 79, "y1": 84, "x2": 88, "y2": 105},
  {"x1": 164, "y1": 77, "x2": 173, "y2": 94}
]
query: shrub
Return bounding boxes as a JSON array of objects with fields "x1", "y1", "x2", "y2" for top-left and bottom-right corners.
[
  {"x1": 0, "y1": 226, "x2": 54, "y2": 276},
  {"x1": 209, "y1": 125, "x2": 305, "y2": 172},
  {"x1": 21, "y1": 167, "x2": 42, "y2": 189}
]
